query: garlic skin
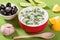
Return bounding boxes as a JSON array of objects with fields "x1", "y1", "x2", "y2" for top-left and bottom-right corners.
[{"x1": 0, "y1": 23, "x2": 15, "y2": 36}]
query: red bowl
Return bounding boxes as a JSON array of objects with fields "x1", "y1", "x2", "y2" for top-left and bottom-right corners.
[
  {"x1": 18, "y1": 6, "x2": 48, "y2": 34},
  {"x1": 18, "y1": 20, "x2": 48, "y2": 33}
]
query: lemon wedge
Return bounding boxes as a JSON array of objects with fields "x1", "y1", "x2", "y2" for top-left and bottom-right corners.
[
  {"x1": 52, "y1": 4, "x2": 60, "y2": 12},
  {"x1": 49, "y1": 16, "x2": 60, "y2": 31},
  {"x1": 49, "y1": 16, "x2": 60, "y2": 24},
  {"x1": 52, "y1": 24, "x2": 60, "y2": 31}
]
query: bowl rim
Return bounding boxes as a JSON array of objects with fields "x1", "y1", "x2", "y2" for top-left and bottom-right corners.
[{"x1": 18, "y1": 6, "x2": 49, "y2": 27}]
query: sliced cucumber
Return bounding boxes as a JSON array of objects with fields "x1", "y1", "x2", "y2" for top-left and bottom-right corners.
[
  {"x1": 34, "y1": 0, "x2": 42, "y2": 3},
  {"x1": 29, "y1": 0, "x2": 36, "y2": 6},
  {"x1": 20, "y1": 2, "x2": 32, "y2": 7},
  {"x1": 37, "y1": 2, "x2": 47, "y2": 8}
]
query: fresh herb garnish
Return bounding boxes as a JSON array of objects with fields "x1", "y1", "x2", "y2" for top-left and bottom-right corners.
[{"x1": 27, "y1": 16, "x2": 30, "y2": 19}]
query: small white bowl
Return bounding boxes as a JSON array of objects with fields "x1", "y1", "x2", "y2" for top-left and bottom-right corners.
[
  {"x1": 0, "y1": 13, "x2": 17, "y2": 20},
  {"x1": 0, "y1": 4, "x2": 18, "y2": 20}
]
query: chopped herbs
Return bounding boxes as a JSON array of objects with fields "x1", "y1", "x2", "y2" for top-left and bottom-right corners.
[
  {"x1": 26, "y1": 10, "x2": 28, "y2": 13},
  {"x1": 33, "y1": 8, "x2": 37, "y2": 13},
  {"x1": 41, "y1": 17, "x2": 44, "y2": 20},
  {"x1": 40, "y1": 11, "x2": 44, "y2": 15},
  {"x1": 37, "y1": 14, "x2": 43, "y2": 17},
  {"x1": 25, "y1": 20, "x2": 29, "y2": 24},
  {"x1": 27, "y1": 16, "x2": 30, "y2": 19},
  {"x1": 21, "y1": 12, "x2": 23, "y2": 14}
]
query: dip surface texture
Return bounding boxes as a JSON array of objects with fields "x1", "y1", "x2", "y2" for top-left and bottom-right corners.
[{"x1": 19, "y1": 6, "x2": 48, "y2": 26}]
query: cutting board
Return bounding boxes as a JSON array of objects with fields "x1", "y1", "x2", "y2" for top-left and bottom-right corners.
[{"x1": 0, "y1": 0, "x2": 60, "y2": 40}]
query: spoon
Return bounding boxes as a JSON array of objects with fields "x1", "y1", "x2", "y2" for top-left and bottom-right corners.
[{"x1": 13, "y1": 32, "x2": 55, "y2": 40}]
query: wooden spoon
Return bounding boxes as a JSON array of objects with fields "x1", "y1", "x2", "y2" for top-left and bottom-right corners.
[{"x1": 13, "y1": 32, "x2": 55, "y2": 40}]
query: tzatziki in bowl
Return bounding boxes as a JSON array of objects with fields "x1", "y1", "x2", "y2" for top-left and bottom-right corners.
[{"x1": 18, "y1": 6, "x2": 48, "y2": 33}]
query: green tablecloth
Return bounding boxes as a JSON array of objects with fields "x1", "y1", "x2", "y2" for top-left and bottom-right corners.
[{"x1": 0, "y1": 0, "x2": 60, "y2": 40}]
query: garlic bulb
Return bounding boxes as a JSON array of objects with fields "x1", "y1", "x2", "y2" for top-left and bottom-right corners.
[{"x1": 0, "y1": 23, "x2": 15, "y2": 36}]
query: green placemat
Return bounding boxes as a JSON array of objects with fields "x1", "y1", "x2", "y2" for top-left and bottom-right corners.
[{"x1": 0, "y1": 0, "x2": 60, "y2": 40}]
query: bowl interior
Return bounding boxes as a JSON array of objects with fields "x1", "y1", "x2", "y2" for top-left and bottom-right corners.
[{"x1": 18, "y1": 6, "x2": 48, "y2": 27}]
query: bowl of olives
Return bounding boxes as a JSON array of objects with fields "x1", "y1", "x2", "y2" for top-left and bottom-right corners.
[{"x1": 0, "y1": 2, "x2": 18, "y2": 20}]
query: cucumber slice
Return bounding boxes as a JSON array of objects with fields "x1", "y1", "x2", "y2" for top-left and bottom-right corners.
[
  {"x1": 37, "y1": 2, "x2": 47, "y2": 8},
  {"x1": 20, "y1": 2, "x2": 32, "y2": 7},
  {"x1": 34, "y1": 0, "x2": 42, "y2": 3},
  {"x1": 29, "y1": 0, "x2": 36, "y2": 6}
]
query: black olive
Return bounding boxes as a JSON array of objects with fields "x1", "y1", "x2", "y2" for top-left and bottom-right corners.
[
  {"x1": 6, "y1": 2, "x2": 11, "y2": 7},
  {"x1": 5, "y1": 7, "x2": 12, "y2": 12},
  {"x1": 0, "y1": 4, "x2": 5, "y2": 9}
]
